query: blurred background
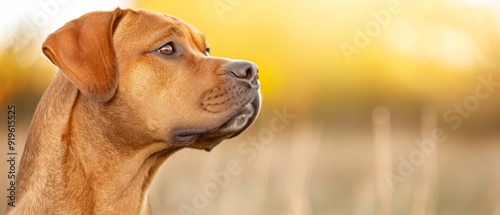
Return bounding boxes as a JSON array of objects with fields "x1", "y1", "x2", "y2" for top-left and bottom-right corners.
[{"x1": 1, "y1": 0, "x2": 500, "y2": 214}]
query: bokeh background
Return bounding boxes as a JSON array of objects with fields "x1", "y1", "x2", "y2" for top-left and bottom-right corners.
[{"x1": 2, "y1": 0, "x2": 500, "y2": 214}]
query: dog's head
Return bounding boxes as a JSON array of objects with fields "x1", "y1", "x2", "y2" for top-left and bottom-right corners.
[{"x1": 42, "y1": 8, "x2": 261, "y2": 151}]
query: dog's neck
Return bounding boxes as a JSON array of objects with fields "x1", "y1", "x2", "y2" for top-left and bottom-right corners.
[{"x1": 13, "y1": 72, "x2": 175, "y2": 215}]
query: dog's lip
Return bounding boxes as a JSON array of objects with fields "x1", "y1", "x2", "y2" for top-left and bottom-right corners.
[
  {"x1": 172, "y1": 96, "x2": 260, "y2": 146},
  {"x1": 175, "y1": 131, "x2": 199, "y2": 143},
  {"x1": 173, "y1": 130, "x2": 200, "y2": 143},
  {"x1": 206, "y1": 95, "x2": 260, "y2": 139},
  {"x1": 224, "y1": 97, "x2": 260, "y2": 138}
]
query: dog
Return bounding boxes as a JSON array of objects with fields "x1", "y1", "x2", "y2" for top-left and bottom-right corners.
[{"x1": 6, "y1": 8, "x2": 260, "y2": 215}]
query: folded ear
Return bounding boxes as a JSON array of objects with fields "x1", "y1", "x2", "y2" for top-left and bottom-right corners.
[{"x1": 42, "y1": 8, "x2": 125, "y2": 103}]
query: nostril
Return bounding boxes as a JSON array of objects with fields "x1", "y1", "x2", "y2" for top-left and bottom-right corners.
[
  {"x1": 227, "y1": 61, "x2": 258, "y2": 81},
  {"x1": 231, "y1": 66, "x2": 253, "y2": 80},
  {"x1": 244, "y1": 67, "x2": 252, "y2": 78}
]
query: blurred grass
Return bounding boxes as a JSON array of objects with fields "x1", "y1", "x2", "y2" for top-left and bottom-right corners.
[
  {"x1": 146, "y1": 111, "x2": 500, "y2": 215},
  {"x1": 2, "y1": 112, "x2": 499, "y2": 214}
]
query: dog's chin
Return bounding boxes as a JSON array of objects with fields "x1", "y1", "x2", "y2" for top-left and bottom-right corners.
[{"x1": 174, "y1": 97, "x2": 260, "y2": 152}]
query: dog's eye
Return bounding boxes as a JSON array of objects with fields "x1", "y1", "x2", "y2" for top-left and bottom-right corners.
[{"x1": 157, "y1": 42, "x2": 175, "y2": 55}]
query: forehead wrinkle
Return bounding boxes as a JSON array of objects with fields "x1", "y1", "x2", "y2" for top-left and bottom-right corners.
[
  {"x1": 128, "y1": 11, "x2": 184, "y2": 37},
  {"x1": 147, "y1": 26, "x2": 186, "y2": 48},
  {"x1": 160, "y1": 26, "x2": 184, "y2": 38},
  {"x1": 199, "y1": 34, "x2": 208, "y2": 49},
  {"x1": 159, "y1": 14, "x2": 185, "y2": 37},
  {"x1": 187, "y1": 29, "x2": 206, "y2": 53},
  {"x1": 171, "y1": 26, "x2": 184, "y2": 37}
]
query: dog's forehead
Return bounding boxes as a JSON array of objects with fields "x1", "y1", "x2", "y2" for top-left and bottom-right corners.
[
  {"x1": 131, "y1": 9, "x2": 202, "y2": 35},
  {"x1": 118, "y1": 9, "x2": 207, "y2": 49}
]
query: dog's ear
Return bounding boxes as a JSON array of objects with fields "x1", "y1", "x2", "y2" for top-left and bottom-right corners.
[{"x1": 42, "y1": 8, "x2": 125, "y2": 103}]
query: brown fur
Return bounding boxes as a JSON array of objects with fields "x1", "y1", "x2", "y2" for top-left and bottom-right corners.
[{"x1": 7, "y1": 8, "x2": 260, "y2": 215}]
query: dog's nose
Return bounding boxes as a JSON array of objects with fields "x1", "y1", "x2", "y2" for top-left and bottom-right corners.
[{"x1": 227, "y1": 61, "x2": 259, "y2": 86}]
